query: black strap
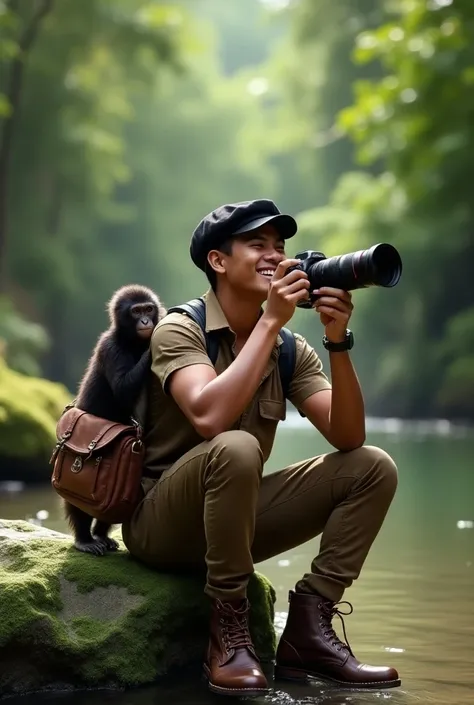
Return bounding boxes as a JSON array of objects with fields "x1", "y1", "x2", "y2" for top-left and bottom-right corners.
[
  {"x1": 168, "y1": 298, "x2": 220, "y2": 367},
  {"x1": 168, "y1": 297, "x2": 296, "y2": 399},
  {"x1": 277, "y1": 326, "x2": 296, "y2": 399}
]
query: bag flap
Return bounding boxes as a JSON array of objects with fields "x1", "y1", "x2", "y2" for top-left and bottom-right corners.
[{"x1": 56, "y1": 407, "x2": 135, "y2": 455}]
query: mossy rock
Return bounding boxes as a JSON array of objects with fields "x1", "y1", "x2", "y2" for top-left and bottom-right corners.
[
  {"x1": 0, "y1": 358, "x2": 72, "y2": 481},
  {"x1": 0, "y1": 519, "x2": 276, "y2": 698}
]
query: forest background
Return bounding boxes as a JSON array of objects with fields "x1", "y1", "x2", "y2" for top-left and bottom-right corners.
[{"x1": 1, "y1": 0, "x2": 473, "y2": 470}]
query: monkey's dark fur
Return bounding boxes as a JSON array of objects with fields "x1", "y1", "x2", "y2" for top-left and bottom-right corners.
[{"x1": 65, "y1": 284, "x2": 166, "y2": 556}]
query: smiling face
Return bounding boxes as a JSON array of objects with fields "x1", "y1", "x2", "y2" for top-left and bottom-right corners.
[{"x1": 207, "y1": 224, "x2": 287, "y2": 300}]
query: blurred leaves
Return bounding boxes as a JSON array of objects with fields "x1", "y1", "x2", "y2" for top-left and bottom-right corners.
[
  {"x1": 1, "y1": 0, "x2": 474, "y2": 421},
  {"x1": 0, "y1": 0, "x2": 277, "y2": 388},
  {"x1": 0, "y1": 296, "x2": 50, "y2": 376},
  {"x1": 0, "y1": 355, "x2": 71, "y2": 460},
  {"x1": 279, "y1": 0, "x2": 474, "y2": 418}
]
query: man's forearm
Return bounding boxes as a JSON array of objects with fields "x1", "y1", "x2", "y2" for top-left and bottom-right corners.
[
  {"x1": 327, "y1": 351, "x2": 366, "y2": 450},
  {"x1": 193, "y1": 315, "x2": 280, "y2": 436}
]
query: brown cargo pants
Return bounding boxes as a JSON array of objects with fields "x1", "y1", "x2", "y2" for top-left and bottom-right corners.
[{"x1": 122, "y1": 431, "x2": 398, "y2": 602}]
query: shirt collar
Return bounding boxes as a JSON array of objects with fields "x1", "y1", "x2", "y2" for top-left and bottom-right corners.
[{"x1": 203, "y1": 289, "x2": 283, "y2": 346}]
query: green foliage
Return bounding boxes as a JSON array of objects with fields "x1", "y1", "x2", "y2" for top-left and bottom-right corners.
[
  {"x1": 0, "y1": 296, "x2": 50, "y2": 376},
  {"x1": 0, "y1": 357, "x2": 71, "y2": 462},
  {"x1": 265, "y1": 0, "x2": 384, "y2": 207},
  {"x1": 339, "y1": 0, "x2": 474, "y2": 210},
  {"x1": 1, "y1": 0, "x2": 278, "y2": 391},
  {"x1": 283, "y1": 0, "x2": 474, "y2": 418},
  {"x1": 1, "y1": 0, "x2": 193, "y2": 383},
  {"x1": 1, "y1": 0, "x2": 473, "y2": 420},
  {"x1": 0, "y1": 520, "x2": 276, "y2": 696}
]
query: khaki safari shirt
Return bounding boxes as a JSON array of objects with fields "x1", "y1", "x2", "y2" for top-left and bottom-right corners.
[{"x1": 143, "y1": 289, "x2": 331, "y2": 476}]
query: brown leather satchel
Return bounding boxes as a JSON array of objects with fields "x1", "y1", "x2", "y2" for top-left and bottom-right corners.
[{"x1": 50, "y1": 406, "x2": 144, "y2": 524}]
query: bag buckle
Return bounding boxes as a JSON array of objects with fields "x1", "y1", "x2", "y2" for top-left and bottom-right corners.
[
  {"x1": 49, "y1": 431, "x2": 72, "y2": 465},
  {"x1": 71, "y1": 456, "x2": 83, "y2": 473}
]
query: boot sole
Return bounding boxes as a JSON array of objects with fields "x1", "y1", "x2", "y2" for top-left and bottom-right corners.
[
  {"x1": 202, "y1": 664, "x2": 270, "y2": 697},
  {"x1": 274, "y1": 665, "x2": 401, "y2": 689}
]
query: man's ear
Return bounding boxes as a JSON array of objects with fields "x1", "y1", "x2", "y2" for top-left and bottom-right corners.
[{"x1": 207, "y1": 249, "x2": 227, "y2": 275}]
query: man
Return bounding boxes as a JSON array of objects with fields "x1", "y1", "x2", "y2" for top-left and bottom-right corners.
[{"x1": 122, "y1": 199, "x2": 400, "y2": 697}]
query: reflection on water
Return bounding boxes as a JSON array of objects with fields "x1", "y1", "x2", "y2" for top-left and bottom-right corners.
[{"x1": 1, "y1": 416, "x2": 473, "y2": 705}]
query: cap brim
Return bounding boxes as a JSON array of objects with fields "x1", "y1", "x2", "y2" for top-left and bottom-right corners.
[{"x1": 233, "y1": 213, "x2": 297, "y2": 239}]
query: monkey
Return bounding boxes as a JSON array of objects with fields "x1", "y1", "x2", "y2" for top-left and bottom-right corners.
[{"x1": 64, "y1": 284, "x2": 166, "y2": 556}]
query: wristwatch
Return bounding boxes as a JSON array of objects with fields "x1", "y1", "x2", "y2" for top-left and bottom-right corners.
[{"x1": 322, "y1": 329, "x2": 354, "y2": 352}]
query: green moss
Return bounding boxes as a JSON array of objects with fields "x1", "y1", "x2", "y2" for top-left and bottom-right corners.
[
  {"x1": 0, "y1": 357, "x2": 71, "y2": 462},
  {"x1": 0, "y1": 519, "x2": 276, "y2": 697},
  {"x1": 2, "y1": 519, "x2": 37, "y2": 532}
]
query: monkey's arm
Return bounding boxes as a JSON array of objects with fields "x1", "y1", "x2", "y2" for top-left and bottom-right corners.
[{"x1": 102, "y1": 344, "x2": 151, "y2": 410}]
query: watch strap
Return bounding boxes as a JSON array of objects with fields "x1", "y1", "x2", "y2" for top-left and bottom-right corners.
[{"x1": 322, "y1": 329, "x2": 354, "y2": 352}]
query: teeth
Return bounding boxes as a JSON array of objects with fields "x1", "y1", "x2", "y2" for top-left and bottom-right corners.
[{"x1": 258, "y1": 270, "x2": 275, "y2": 276}]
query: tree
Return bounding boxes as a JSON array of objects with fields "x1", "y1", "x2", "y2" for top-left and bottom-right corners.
[
  {"x1": 0, "y1": 0, "x2": 54, "y2": 290},
  {"x1": 1, "y1": 0, "x2": 189, "y2": 384}
]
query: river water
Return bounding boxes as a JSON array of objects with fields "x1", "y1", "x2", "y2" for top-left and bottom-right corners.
[{"x1": 1, "y1": 414, "x2": 473, "y2": 705}]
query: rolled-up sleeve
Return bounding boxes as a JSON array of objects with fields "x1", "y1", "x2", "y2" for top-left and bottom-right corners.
[
  {"x1": 150, "y1": 313, "x2": 214, "y2": 393},
  {"x1": 287, "y1": 333, "x2": 332, "y2": 409}
]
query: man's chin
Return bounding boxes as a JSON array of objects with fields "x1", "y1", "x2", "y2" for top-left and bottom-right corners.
[
  {"x1": 253, "y1": 276, "x2": 271, "y2": 296},
  {"x1": 229, "y1": 277, "x2": 270, "y2": 302},
  {"x1": 256, "y1": 274, "x2": 272, "y2": 288}
]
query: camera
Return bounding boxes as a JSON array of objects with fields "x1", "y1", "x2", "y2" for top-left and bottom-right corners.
[{"x1": 289, "y1": 243, "x2": 402, "y2": 309}]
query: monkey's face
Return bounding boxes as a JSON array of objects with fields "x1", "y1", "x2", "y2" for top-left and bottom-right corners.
[{"x1": 130, "y1": 302, "x2": 157, "y2": 340}]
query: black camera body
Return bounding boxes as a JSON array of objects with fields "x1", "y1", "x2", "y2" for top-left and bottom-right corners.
[{"x1": 290, "y1": 243, "x2": 403, "y2": 309}]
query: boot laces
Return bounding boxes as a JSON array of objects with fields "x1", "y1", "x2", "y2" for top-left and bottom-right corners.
[
  {"x1": 319, "y1": 599, "x2": 354, "y2": 657},
  {"x1": 218, "y1": 601, "x2": 253, "y2": 651}
]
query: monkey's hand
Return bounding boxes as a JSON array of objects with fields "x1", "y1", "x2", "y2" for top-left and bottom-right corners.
[
  {"x1": 104, "y1": 348, "x2": 151, "y2": 410},
  {"x1": 74, "y1": 538, "x2": 108, "y2": 556}
]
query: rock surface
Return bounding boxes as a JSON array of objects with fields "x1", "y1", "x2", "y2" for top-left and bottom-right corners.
[{"x1": 0, "y1": 519, "x2": 276, "y2": 698}]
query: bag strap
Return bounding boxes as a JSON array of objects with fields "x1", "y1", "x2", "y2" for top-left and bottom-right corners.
[
  {"x1": 168, "y1": 297, "x2": 296, "y2": 399},
  {"x1": 168, "y1": 297, "x2": 220, "y2": 364},
  {"x1": 278, "y1": 326, "x2": 296, "y2": 399}
]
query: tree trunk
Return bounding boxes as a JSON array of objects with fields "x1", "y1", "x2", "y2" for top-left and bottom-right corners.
[{"x1": 0, "y1": 0, "x2": 54, "y2": 292}]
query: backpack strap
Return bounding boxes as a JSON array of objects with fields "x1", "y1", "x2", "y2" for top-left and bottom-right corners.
[
  {"x1": 167, "y1": 297, "x2": 219, "y2": 364},
  {"x1": 278, "y1": 327, "x2": 296, "y2": 400},
  {"x1": 167, "y1": 298, "x2": 296, "y2": 399}
]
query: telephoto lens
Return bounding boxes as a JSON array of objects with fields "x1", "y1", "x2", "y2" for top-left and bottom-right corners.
[{"x1": 293, "y1": 243, "x2": 402, "y2": 308}]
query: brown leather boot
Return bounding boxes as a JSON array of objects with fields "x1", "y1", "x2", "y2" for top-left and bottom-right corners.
[
  {"x1": 203, "y1": 598, "x2": 269, "y2": 697},
  {"x1": 275, "y1": 590, "x2": 401, "y2": 689}
]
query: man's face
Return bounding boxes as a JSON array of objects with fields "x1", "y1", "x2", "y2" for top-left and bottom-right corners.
[{"x1": 217, "y1": 224, "x2": 287, "y2": 298}]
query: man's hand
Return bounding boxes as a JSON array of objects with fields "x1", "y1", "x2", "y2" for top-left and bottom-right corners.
[
  {"x1": 263, "y1": 260, "x2": 310, "y2": 329},
  {"x1": 313, "y1": 286, "x2": 354, "y2": 343}
]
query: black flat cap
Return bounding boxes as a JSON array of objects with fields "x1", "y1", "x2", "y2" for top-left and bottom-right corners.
[{"x1": 190, "y1": 199, "x2": 298, "y2": 271}]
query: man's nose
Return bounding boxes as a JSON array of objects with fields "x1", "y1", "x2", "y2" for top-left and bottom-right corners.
[{"x1": 264, "y1": 250, "x2": 284, "y2": 264}]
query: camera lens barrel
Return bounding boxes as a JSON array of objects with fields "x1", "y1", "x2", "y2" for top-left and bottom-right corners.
[{"x1": 304, "y1": 243, "x2": 402, "y2": 292}]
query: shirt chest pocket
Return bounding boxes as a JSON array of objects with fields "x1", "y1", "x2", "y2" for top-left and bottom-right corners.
[{"x1": 258, "y1": 399, "x2": 287, "y2": 422}]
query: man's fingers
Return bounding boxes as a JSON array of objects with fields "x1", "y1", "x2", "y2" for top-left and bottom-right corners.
[
  {"x1": 315, "y1": 305, "x2": 350, "y2": 322},
  {"x1": 273, "y1": 259, "x2": 303, "y2": 281},
  {"x1": 288, "y1": 289, "x2": 310, "y2": 305},
  {"x1": 315, "y1": 296, "x2": 353, "y2": 312},
  {"x1": 272, "y1": 270, "x2": 309, "y2": 290},
  {"x1": 314, "y1": 287, "x2": 352, "y2": 302},
  {"x1": 280, "y1": 277, "x2": 310, "y2": 294}
]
